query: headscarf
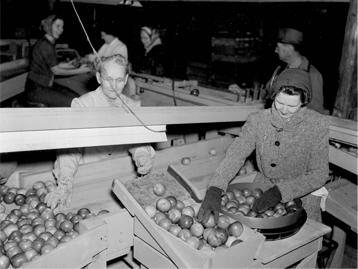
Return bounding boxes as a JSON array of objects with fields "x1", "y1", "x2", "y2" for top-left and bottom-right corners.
[
  {"x1": 271, "y1": 68, "x2": 312, "y2": 105},
  {"x1": 41, "y1": 14, "x2": 57, "y2": 37},
  {"x1": 141, "y1": 26, "x2": 162, "y2": 54}
]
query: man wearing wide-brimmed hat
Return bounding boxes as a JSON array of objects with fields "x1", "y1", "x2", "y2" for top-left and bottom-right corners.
[{"x1": 266, "y1": 27, "x2": 326, "y2": 114}]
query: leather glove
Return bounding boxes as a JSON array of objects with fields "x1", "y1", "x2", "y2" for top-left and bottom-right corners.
[
  {"x1": 44, "y1": 177, "x2": 73, "y2": 211},
  {"x1": 252, "y1": 185, "x2": 282, "y2": 213},
  {"x1": 197, "y1": 186, "x2": 223, "y2": 224}
]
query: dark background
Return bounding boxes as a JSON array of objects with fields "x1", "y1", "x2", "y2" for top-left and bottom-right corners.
[{"x1": 0, "y1": 0, "x2": 350, "y2": 111}]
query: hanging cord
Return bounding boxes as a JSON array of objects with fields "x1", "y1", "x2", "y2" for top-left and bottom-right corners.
[{"x1": 69, "y1": 0, "x2": 164, "y2": 134}]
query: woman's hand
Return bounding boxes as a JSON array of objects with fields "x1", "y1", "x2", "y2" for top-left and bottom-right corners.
[
  {"x1": 252, "y1": 185, "x2": 282, "y2": 213},
  {"x1": 197, "y1": 186, "x2": 223, "y2": 224}
]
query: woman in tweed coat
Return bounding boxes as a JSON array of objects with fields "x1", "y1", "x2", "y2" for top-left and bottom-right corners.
[{"x1": 198, "y1": 68, "x2": 329, "y2": 222}]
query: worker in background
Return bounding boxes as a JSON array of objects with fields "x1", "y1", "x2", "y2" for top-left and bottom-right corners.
[
  {"x1": 45, "y1": 54, "x2": 155, "y2": 210},
  {"x1": 198, "y1": 68, "x2": 329, "y2": 224},
  {"x1": 24, "y1": 14, "x2": 90, "y2": 107},
  {"x1": 85, "y1": 22, "x2": 128, "y2": 66},
  {"x1": 83, "y1": 22, "x2": 137, "y2": 98},
  {"x1": 135, "y1": 26, "x2": 169, "y2": 77},
  {"x1": 265, "y1": 27, "x2": 327, "y2": 114}
]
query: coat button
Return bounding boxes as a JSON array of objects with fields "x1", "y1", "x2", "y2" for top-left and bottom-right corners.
[
  {"x1": 275, "y1": 141, "x2": 280, "y2": 146},
  {"x1": 271, "y1": 163, "x2": 276, "y2": 167}
]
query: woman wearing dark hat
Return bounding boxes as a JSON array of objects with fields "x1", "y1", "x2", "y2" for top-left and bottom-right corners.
[
  {"x1": 198, "y1": 68, "x2": 329, "y2": 224},
  {"x1": 266, "y1": 27, "x2": 326, "y2": 114},
  {"x1": 25, "y1": 14, "x2": 90, "y2": 107}
]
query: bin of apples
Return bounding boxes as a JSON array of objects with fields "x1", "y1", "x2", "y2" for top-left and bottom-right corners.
[
  {"x1": 0, "y1": 181, "x2": 110, "y2": 269},
  {"x1": 144, "y1": 183, "x2": 246, "y2": 251},
  {"x1": 220, "y1": 183, "x2": 304, "y2": 229}
]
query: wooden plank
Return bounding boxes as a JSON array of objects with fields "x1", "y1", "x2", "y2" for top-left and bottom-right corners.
[
  {"x1": 22, "y1": 224, "x2": 108, "y2": 268},
  {"x1": 0, "y1": 72, "x2": 27, "y2": 102},
  {"x1": 329, "y1": 146, "x2": 358, "y2": 174},
  {"x1": 0, "y1": 106, "x2": 261, "y2": 132},
  {"x1": 0, "y1": 125, "x2": 166, "y2": 153}
]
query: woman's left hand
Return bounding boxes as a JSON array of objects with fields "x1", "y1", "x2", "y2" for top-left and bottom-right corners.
[{"x1": 252, "y1": 185, "x2": 282, "y2": 213}]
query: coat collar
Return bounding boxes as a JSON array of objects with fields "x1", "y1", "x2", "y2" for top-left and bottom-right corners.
[{"x1": 270, "y1": 105, "x2": 307, "y2": 132}]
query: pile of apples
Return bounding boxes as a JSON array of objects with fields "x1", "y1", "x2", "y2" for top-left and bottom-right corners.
[
  {"x1": 144, "y1": 183, "x2": 245, "y2": 250},
  {"x1": 0, "y1": 181, "x2": 109, "y2": 269},
  {"x1": 221, "y1": 187, "x2": 299, "y2": 218}
]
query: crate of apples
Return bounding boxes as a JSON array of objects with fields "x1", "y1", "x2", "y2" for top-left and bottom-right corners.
[
  {"x1": 0, "y1": 181, "x2": 110, "y2": 269},
  {"x1": 144, "y1": 182, "x2": 259, "y2": 251}
]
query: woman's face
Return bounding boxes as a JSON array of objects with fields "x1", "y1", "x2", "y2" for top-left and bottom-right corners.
[
  {"x1": 140, "y1": 31, "x2": 151, "y2": 48},
  {"x1": 51, "y1": 19, "x2": 64, "y2": 40},
  {"x1": 274, "y1": 92, "x2": 302, "y2": 119}
]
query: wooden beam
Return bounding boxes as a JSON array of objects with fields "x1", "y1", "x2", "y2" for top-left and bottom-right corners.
[{"x1": 0, "y1": 106, "x2": 261, "y2": 132}]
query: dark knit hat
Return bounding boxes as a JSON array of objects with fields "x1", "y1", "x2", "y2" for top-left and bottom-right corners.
[
  {"x1": 271, "y1": 68, "x2": 312, "y2": 104},
  {"x1": 278, "y1": 28, "x2": 303, "y2": 46}
]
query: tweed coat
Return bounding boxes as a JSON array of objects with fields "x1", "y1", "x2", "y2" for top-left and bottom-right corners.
[{"x1": 208, "y1": 106, "x2": 330, "y2": 221}]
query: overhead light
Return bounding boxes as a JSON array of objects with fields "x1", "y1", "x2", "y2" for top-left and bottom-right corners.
[{"x1": 118, "y1": 0, "x2": 142, "y2": 7}]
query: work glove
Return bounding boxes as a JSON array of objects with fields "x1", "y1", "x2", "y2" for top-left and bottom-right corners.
[
  {"x1": 252, "y1": 185, "x2": 282, "y2": 213},
  {"x1": 44, "y1": 177, "x2": 73, "y2": 211},
  {"x1": 132, "y1": 147, "x2": 155, "y2": 175},
  {"x1": 197, "y1": 186, "x2": 223, "y2": 224}
]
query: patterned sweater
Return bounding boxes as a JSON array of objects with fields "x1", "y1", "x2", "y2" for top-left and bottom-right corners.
[{"x1": 209, "y1": 106, "x2": 330, "y2": 220}]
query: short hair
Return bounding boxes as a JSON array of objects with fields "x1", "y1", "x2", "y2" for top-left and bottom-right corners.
[
  {"x1": 277, "y1": 85, "x2": 309, "y2": 105},
  {"x1": 97, "y1": 54, "x2": 129, "y2": 74}
]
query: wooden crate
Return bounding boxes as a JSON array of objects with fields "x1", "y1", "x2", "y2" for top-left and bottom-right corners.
[{"x1": 112, "y1": 179, "x2": 265, "y2": 269}]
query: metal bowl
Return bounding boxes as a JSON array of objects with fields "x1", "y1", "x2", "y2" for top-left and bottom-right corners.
[{"x1": 221, "y1": 183, "x2": 306, "y2": 229}]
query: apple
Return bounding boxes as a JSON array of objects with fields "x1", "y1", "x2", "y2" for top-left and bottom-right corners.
[
  {"x1": 154, "y1": 212, "x2": 166, "y2": 225},
  {"x1": 190, "y1": 222, "x2": 204, "y2": 237},
  {"x1": 209, "y1": 148, "x2": 217, "y2": 156},
  {"x1": 201, "y1": 214, "x2": 215, "y2": 228},
  {"x1": 179, "y1": 215, "x2": 193, "y2": 229},
  {"x1": 207, "y1": 228, "x2": 228, "y2": 247},
  {"x1": 168, "y1": 224, "x2": 182, "y2": 236},
  {"x1": 168, "y1": 208, "x2": 181, "y2": 224},
  {"x1": 24, "y1": 249, "x2": 38, "y2": 262},
  {"x1": 77, "y1": 208, "x2": 91, "y2": 219},
  {"x1": 233, "y1": 189, "x2": 244, "y2": 200},
  {"x1": 242, "y1": 189, "x2": 252, "y2": 197},
  {"x1": 60, "y1": 220, "x2": 73, "y2": 233},
  {"x1": 18, "y1": 240, "x2": 32, "y2": 252},
  {"x1": 10, "y1": 253, "x2": 27, "y2": 268},
  {"x1": 252, "y1": 188, "x2": 263, "y2": 199},
  {"x1": 245, "y1": 195, "x2": 256, "y2": 207},
  {"x1": 181, "y1": 157, "x2": 191, "y2": 165},
  {"x1": 175, "y1": 200, "x2": 185, "y2": 211},
  {"x1": 144, "y1": 205, "x2": 157, "y2": 218},
  {"x1": 228, "y1": 221, "x2": 244, "y2": 237},
  {"x1": 156, "y1": 198, "x2": 171, "y2": 213},
  {"x1": 166, "y1": 196, "x2": 177, "y2": 208},
  {"x1": 0, "y1": 254, "x2": 10, "y2": 269},
  {"x1": 225, "y1": 191, "x2": 235, "y2": 201},
  {"x1": 182, "y1": 206, "x2": 195, "y2": 218},
  {"x1": 41, "y1": 244, "x2": 54, "y2": 255},
  {"x1": 225, "y1": 201, "x2": 238, "y2": 210},
  {"x1": 153, "y1": 183, "x2": 166, "y2": 196},
  {"x1": 177, "y1": 229, "x2": 191, "y2": 241},
  {"x1": 203, "y1": 227, "x2": 215, "y2": 241},
  {"x1": 158, "y1": 218, "x2": 172, "y2": 231},
  {"x1": 228, "y1": 207, "x2": 238, "y2": 214},
  {"x1": 217, "y1": 215, "x2": 231, "y2": 230},
  {"x1": 186, "y1": 236, "x2": 200, "y2": 249}
]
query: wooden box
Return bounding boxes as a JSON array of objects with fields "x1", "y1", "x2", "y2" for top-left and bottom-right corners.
[{"x1": 112, "y1": 178, "x2": 265, "y2": 269}]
